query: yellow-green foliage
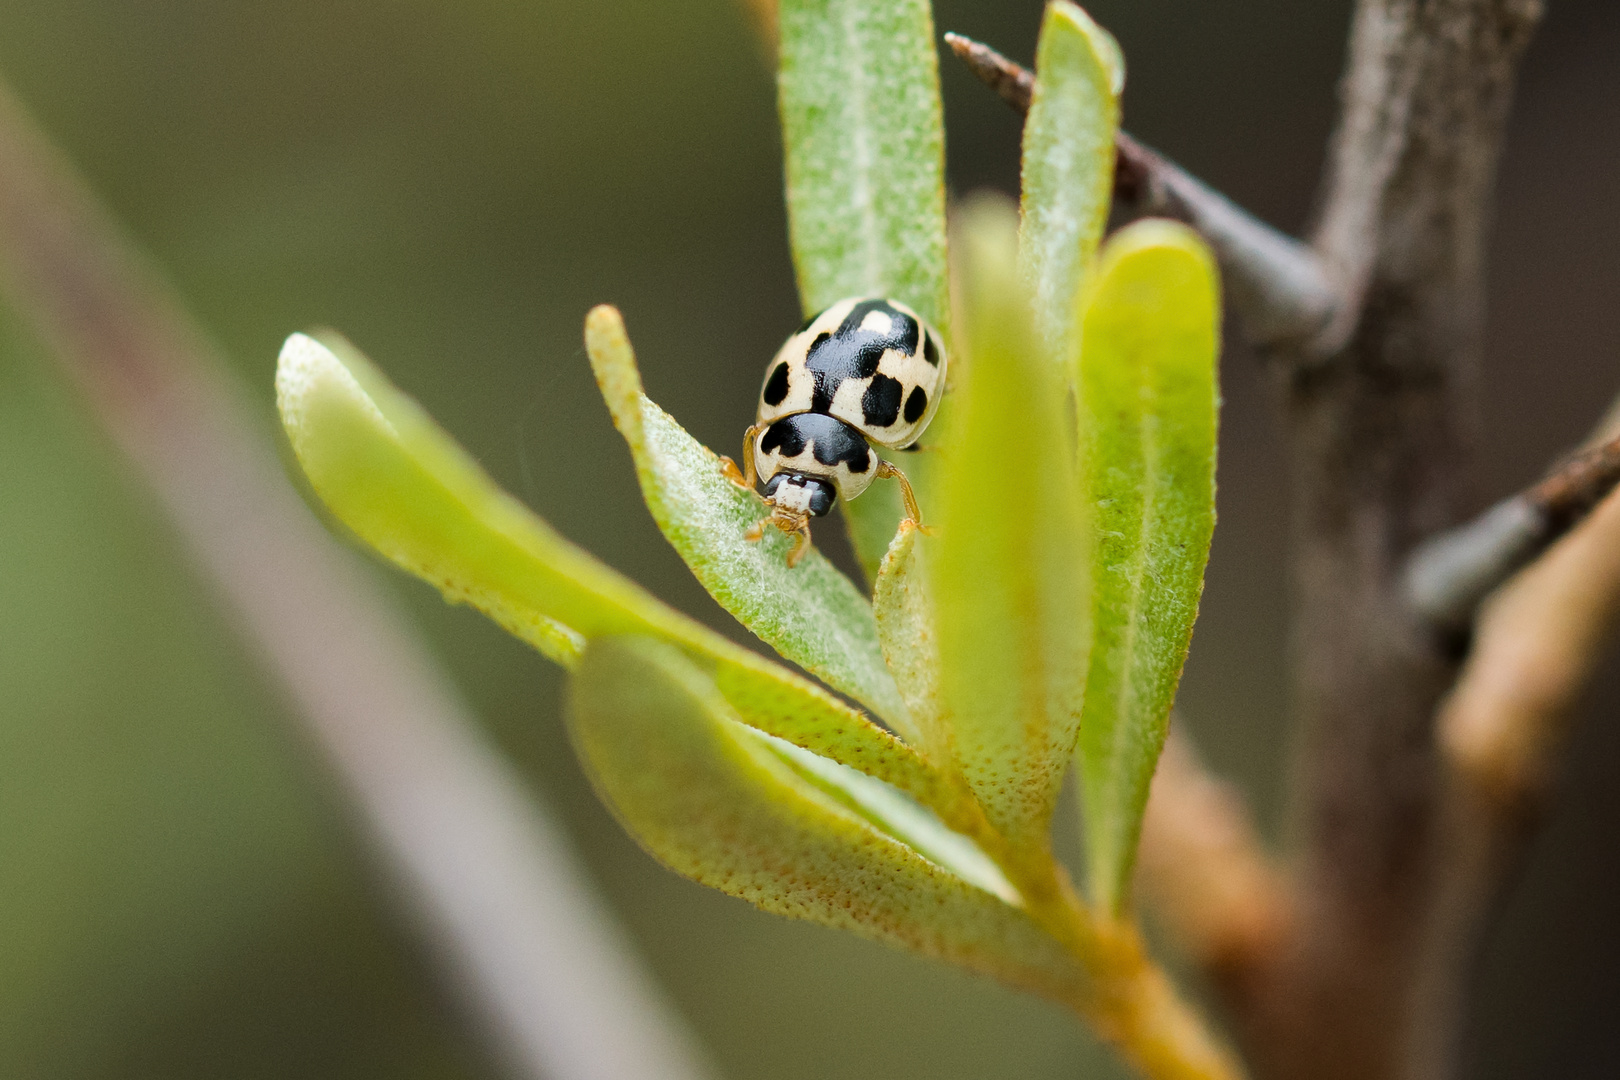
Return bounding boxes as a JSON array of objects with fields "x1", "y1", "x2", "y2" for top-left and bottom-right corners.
[
  {"x1": 275, "y1": 0, "x2": 1225, "y2": 1072},
  {"x1": 1075, "y1": 223, "x2": 1220, "y2": 913}
]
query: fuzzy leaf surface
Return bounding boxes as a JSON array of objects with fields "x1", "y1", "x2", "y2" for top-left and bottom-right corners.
[
  {"x1": 567, "y1": 636, "x2": 1085, "y2": 999},
  {"x1": 873, "y1": 521, "x2": 951, "y2": 764},
  {"x1": 586, "y1": 305, "x2": 912, "y2": 734},
  {"x1": 932, "y1": 199, "x2": 1091, "y2": 852},
  {"x1": 761, "y1": 734, "x2": 1017, "y2": 905},
  {"x1": 1075, "y1": 221, "x2": 1220, "y2": 913},
  {"x1": 274, "y1": 332, "x2": 951, "y2": 811},
  {"x1": 777, "y1": 0, "x2": 950, "y2": 579},
  {"x1": 1020, "y1": 1, "x2": 1122, "y2": 367}
]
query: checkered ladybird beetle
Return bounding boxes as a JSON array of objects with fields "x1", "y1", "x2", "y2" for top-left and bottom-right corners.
[{"x1": 720, "y1": 297, "x2": 947, "y2": 567}]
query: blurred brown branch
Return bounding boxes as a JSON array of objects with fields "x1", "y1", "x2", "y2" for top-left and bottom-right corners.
[
  {"x1": 1137, "y1": 729, "x2": 1292, "y2": 992},
  {"x1": 1442, "y1": 478, "x2": 1620, "y2": 805},
  {"x1": 1406, "y1": 427, "x2": 1620, "y2": 632},
  {"x1": 951, "y1": 2, "x2": 1556, "y2": 1078},
  {"x1": 0, "y1": 79, "x2": 716, "y2": 1080},
  {"x1": 1406, "y1": 400, "x2": 1620, "y2": 1076}
]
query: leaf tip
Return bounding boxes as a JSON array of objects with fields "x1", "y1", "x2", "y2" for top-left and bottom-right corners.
[
  {"x1": 1090, "y1": 219, "x2": 1222, "y2": 324},
  {"x1": 1046, "y1": 1, "x2": 1124, "y2": 95},
  {"x1": 275, "y1": 330, "x2": 390, "y2": 453},
  {"x1": 584, "y1": 304, "x2": 646, "y2": 437},
  {"x1": 1103, "y1": 217, "x2": 1213, "y2": 263},
  {"x1": 584, "y1": 302, "x2": 626, "y2": 340}
]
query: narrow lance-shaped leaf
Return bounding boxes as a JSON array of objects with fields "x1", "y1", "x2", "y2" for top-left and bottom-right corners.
[
  {"x1": 933, "y1": 197, "x2": 1091, "y2": 854},
  {"x1": 873, "y1": 521, "x2": 952, "y2": 765},
  {"x1": 1020, "y1": 0, "x2": 1123, "y2": 368},
  {"x1": 1075, "y1": 220, "x2": 1220, "y2": 914},
  {"x1": 568, "y1": 635, "x2": 1086, "y2": 1002},
  {"x1": 777, "y1": 0, "x2": 950, "y2": 578},
  {"x1": 584, "y1": 305, "x2": 912, "y2": 734},
  {"x1": 274, "y1": 333, "x2": 956, "y2": 815}
]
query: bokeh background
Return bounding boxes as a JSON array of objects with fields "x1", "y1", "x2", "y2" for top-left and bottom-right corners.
[{"x1": 2, "y1": 1, "x2": 1618, "y2": 1077}]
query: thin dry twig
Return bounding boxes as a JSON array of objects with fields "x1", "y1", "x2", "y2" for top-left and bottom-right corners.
[
  {"x1": 943, "y1": 31, "x2": 1340, "y2": 347},
  {"x1": 1403, "y1": 404, "x2": 1620, "y2": 1077},
  {"x1": 1405, "y1": 430, "x2": 1620, "y2": 633},
  {"x1": 1442, "y1": 487, "x2": 1620, "y2": 808},
  {"x1": 1439, "y1": 400, "x2": 1620, "y2": 807},
  {"x1": 0, "y1": 80, "x2": 716, "y2": 1080},
  {"x1": 1136, "y1": 728, "x2": 1292, "y2": 990}
]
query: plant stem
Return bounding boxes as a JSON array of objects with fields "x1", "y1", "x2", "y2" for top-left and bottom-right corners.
[
  {"x1": 1406, "y1": 402, "x2": 1620, "y2": 1075},
  {"x1": 1240, "y1": 1, "x2": 1542, "y2": 1076},
  {"x1": 1136, "y1": 728, "x2": 1293, "y2": 987},
  {"x1": 1405, "y1": 427, "x2": 1620, "y2": 633},
  {"x1": 1009, "y1": 854, "x2": 1249, "y2": 1080}
]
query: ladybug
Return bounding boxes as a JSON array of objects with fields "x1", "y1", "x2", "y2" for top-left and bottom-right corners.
[{"x1": 721, "y1": 297, "x2": 948, "y2": 566}]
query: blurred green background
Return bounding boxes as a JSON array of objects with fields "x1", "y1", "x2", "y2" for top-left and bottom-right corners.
[{"x1": 2, "y1": 1, "x2": 1619, "y2": 1077}]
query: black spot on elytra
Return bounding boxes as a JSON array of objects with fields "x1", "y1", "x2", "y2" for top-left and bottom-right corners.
[
  {"x1": 862, "y1": 374, "x2": 902, "y2": 427},
  {"x1": 760, "y1": 413, "x2": 872, "y2": 473},
  {"x1": 904, "y1": 386, "x2": 928, "y2": 423},
  {"x1": 922, "y1": 331, "x2": 940, "y2": 367},
  {"x1": 759, "y1": 417, "x2": 805, "y2": 458},
  {"x1": 804, "y1": 299, "x2": 920, "y2": 413},
  {"x1": 762, "y1": 361, "x2": 790, "y2": 406}
]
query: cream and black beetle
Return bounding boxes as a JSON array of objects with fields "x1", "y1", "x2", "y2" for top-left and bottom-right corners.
[{"x1": 722, "y1": 296, "x2": 947, "y2": 566}]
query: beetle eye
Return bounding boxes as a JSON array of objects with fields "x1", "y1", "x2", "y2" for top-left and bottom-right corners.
[{"x1": 805, "y1": 480, "x2": 837, "y2": 518}]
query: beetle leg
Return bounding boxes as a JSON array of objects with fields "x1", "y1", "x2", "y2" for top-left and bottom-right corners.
[
  {"x1": 786, "y1": 519, "x2": 813, "y2": 568},
  {"x1": 743, "y1": 424, "x2": 762, "y2": 488},
  {"x1": 720, "y1": 424, "x2": 764, "y2": 491},
  {"x1": 747, "y1": 503, "x2": 813, "y2": 566},
  {"x1": 876, "y1": 460, "x2": 922, "y2": 525}
]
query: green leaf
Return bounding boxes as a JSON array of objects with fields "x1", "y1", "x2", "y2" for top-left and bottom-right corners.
[
  {"x1": 1074, "y1": 220, "x2": 1220, "y2": 914},
  {"x1": 872, "y1": 520, "x2": 951, "y2": 764},
  {"x1": 1020, "y1": 1, "x2": 1123, "y2": 369},
  {"x1": 584, "y1": 305, "x2": 912, "y2": 736},
  {"x1": 932, "y1": 197, "x2": 1091, "y2": 853},
  {"x1": 777, "y1": 0, "x2": 948, "y2": 334},
  {"x1": 276, "y1": 331, "x2": 637, "y2": 667},
  {"x1": 777, "y1": 0, "x2": 950, "y2": 579},
  {"x1": 761, "y1": 734, "x2": 1017, "y2": 905},
  {"x1": 274, "y1": 332, "x2": 954, "y2": 815},
  {"x1": 568, "y1": 635, "x2": 1085, "y2": 1000}
]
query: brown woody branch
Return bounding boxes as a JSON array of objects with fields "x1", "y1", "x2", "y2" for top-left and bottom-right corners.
[
  {"x1": 1405, "y1": 465, "x2": 1620, "y2": 1077},
  {"x1": 1402, "y1": 398, "x2": 1620, "y2": 1074},
  {"x1": 1440, "y1": 475, "x2": 1620, "y2": 807},
  {"x1": 943, "y1": 32, "x2": 1340, "y2": 348},
  {"x1": 1136, "y1": 728, "x2": 1292, "y2": 993},
  {"x1": 955, "y1": 4, "x2": 1551, "y2": 1076},
  {"x1": 1405, "y1": 429, "x2": 1620, "y2": 633},
  {"x1": 1247, "y1": 0, "x2": 1542, "y2": 1077},
  {"x1": 0, "y1": 80, "x2": 715, "y2": 1080}
]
